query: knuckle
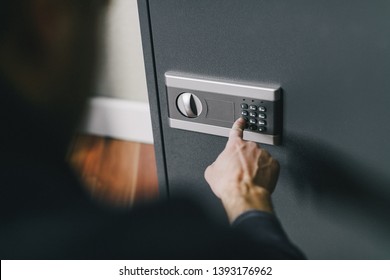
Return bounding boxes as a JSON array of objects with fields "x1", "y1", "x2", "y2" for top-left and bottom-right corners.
[
  {"x1": 230, "y1": 138, "x2": 244, "y2": 149},
  {"x1": 228, "y1": 137, "x2": 239, "y2": 145},
  {"x1": 231, "y1": 137, "x2": 241, "y2": 145},
  {"x1": 247, "y1": 141, "x2": 257, "y2": 149},
  {"x1": 204, "y1": 165, "x2": 211, "y2": 179}
]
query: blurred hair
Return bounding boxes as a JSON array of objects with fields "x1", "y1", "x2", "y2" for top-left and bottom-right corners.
[
  {"x1": 0, "y1": 0, "x2": 108, "y2": 42},
  {"x1": 0, "y1": 1, "x2": 13, "y2": 41}
]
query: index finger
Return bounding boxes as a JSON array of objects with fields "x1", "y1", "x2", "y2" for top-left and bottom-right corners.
[{"x1": 228, "y1": 117, "x2": 246, "y2": 140}]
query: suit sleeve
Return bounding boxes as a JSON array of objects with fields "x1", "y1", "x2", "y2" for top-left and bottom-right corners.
[{"x1": 232, "y1": 210, "x2": 306, "y2": 259}]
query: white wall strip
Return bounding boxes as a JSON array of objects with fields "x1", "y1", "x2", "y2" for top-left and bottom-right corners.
[{"x1": 81, "y1": 97, "x2": 153, "y2": 144}]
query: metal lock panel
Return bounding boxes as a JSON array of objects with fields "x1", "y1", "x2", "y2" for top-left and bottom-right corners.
[{"x1": 166, "y1": 72, "x2": 282, "y2": 145}]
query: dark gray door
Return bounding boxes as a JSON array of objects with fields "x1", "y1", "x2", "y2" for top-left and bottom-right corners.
[{"x1": 138, "y1": 0, "x2": 390, "y2": 259}]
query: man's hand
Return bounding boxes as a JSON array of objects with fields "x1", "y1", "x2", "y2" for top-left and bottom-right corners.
[{"x1": 204, "y1": 118, "x2": 280, "y2": 223}]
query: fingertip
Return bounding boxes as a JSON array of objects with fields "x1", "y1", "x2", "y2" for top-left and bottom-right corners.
[
  {"x1": 236, "y1": 117, "x2": 246, "y2": 128},
  {"x1": 229, "y1": 118, "x2": 245, "y2": 139}
]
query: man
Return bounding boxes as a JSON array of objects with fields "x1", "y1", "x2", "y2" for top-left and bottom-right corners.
[{"x1": 0, "y1": 0, "x2": 304, "y2": 259}]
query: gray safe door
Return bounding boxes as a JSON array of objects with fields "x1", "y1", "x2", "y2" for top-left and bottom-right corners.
[{"x1": 138, "y1": 0, "x2": 390, "y2": 259}]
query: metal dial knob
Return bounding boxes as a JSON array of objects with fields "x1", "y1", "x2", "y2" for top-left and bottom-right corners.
[{"x1": 176, "y1": 92, "x2": 203, "y2": 118}]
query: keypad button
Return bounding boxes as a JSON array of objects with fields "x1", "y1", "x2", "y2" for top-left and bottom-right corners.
[
  {"x1": 241, "y1": 110, "x2": 248, "y2": 116},
  {"x1": 249, "y1": 124, "x2": 257, "y2": 131},
  {"x1": 258, "y1": 120, "x2": 266, "y2": 126},
  {"x1": 249, "y1": 105, "x2": 257, "y2": 111},
  {"x1": 241, "y1": 103, "x2": 248, "y2": 109},
  {"x1": 258, "y1": 127, "x2": 266, "y2": 132},
  {"x1": 258, "y1": 113, "x2": 266, "y2": 119},
  {"x1": 249, "y1": 111, "x2": 257, "y2": 117},
  {"x1": 249, "y1": 118, "x2": 256, "y2": 124},
  {"x1": 259, "y1": 106, "x2": 266, "y2": 112}
]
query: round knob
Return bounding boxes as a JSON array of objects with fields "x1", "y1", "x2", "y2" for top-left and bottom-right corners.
[{"x1": 176, "y1": 92, "x2": 203, "y2": 118}]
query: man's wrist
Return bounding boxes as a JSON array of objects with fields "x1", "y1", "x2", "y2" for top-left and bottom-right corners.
[{"x1": 220, "y1": 183, "x2": 274, "y2": 223}]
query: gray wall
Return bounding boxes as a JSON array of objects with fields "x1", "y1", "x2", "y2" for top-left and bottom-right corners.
[
  {"x1": 97, "y1": 0, "x2": 148, "y2": 102},
  {"x1": 138, "y1": 0, "x2": 390, "y2": 259}
]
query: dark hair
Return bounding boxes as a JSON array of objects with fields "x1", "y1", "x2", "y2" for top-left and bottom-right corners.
[
  {"x1": 0, "y1": 0, "x2": 108, "y2": 41},
  {"x1": 0, "y1": 1, "x2": 23, "y2": 42},
  {"x1": 0, "y1": 1, "x2": 10, "y2": 40}
]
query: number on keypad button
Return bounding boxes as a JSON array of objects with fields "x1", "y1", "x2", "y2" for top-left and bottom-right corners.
[
  {"x1": 249, "y1": 111, "x2": 257, "y2": 117},
  {"x1": 249, "y1": 105, "x2": 257, "y2": 111},
  {"x1": 258, "y1": 120, "x2": 266, "y2": 126}
]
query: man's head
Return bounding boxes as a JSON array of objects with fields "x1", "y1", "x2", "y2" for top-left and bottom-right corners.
[{"x1": 0, "y1": 0, "x2": 109, "y2": 132}]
